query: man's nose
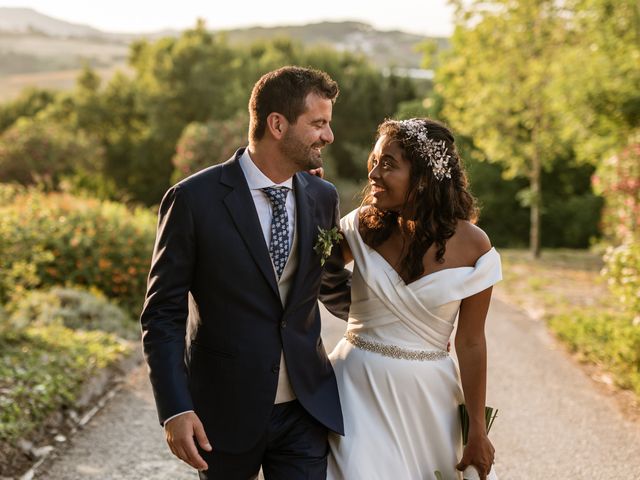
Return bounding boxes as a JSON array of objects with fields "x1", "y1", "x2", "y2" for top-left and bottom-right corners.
[{"x1": 321, "y1": 125, "x2": 334, "y2": 145}]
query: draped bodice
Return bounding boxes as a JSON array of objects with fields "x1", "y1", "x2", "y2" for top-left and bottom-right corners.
[{"x1": 341, "y1": 209, "x2": 502, "y2": 351}]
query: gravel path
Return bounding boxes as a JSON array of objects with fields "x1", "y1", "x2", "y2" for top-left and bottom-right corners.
[{"x1": 33, "y1": 298, "x2": 640, "y2": 479}]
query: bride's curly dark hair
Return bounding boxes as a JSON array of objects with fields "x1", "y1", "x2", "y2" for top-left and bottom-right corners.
[{"x1": 359, "y1": 118, "x2": 478, "y2": 282}]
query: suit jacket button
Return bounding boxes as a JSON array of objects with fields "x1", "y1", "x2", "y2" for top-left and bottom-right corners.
[
  {"x1": 280, "y1": 321, "x2": 287, "y2": 328},
  {"x1": 271, "y1": 364, "x2": 280, "y2": 373}
]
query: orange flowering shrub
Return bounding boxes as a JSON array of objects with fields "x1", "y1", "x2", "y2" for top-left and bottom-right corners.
[{"x1": 0, "y1": 186, "x2": 156, "y2": 316}]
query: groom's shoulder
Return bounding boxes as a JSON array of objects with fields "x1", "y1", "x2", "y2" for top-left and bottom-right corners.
[
  {"x1": 173, "y1": 151, "x2": 239, "y2": 194},
  {"x1": 176, "y1": 163, "x2": 223, "y2": 191}
]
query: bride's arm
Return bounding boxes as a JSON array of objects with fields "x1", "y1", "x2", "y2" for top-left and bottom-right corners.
[
  {"x1": 340, "y1": 236, "x2": 353, "y2": 264},
  {"x1": 455, "y1": 285, "x2": 496, "y2": 479}
]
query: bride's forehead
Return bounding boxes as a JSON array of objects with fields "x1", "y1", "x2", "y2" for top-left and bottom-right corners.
[{"x1": 373, "y1": 135, "x2": 404, "y2": 156}]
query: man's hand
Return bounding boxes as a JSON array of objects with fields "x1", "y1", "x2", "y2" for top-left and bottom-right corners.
[
  {"x1": 308, "y1": 167, "x2": 325, "y2": 178},
  {"x1": 164, "y1": 412, "x2": 212, "y2": 471}
]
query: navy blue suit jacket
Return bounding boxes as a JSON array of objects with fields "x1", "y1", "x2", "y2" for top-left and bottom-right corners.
[{"x1": 140, "y1": 148, "x2": 351, "y2": 453}]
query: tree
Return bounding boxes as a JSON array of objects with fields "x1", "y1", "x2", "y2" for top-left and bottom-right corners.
[
  {"x1": 555, "y1": 0, "x2": 640, "y2": 164},
  {"x1": 555, "y1": 0, "x2": 639, "y2": 251},
  {"x1": 0, "y1": 23, "x2": 422, "y2": 206},
  {"x1": 0, "y1": 118, "x2": 104, "y2": 189},
  {"x1": 438, "y1": 0, "x2": 570, "y2": 257},
  {"x1": 172, "y1": 113, "x2": 248, "y2": 183},
  {"x1": 0, "y1": 87, "x2": 56, "y2": 133},
  {"x1": 120, "y1": 20, "x2": 247, "y2": 203}
]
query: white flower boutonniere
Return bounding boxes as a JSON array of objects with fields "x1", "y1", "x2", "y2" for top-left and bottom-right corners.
[{"x1": 313, "y1": 226, "x2": 343, "y2": 266}]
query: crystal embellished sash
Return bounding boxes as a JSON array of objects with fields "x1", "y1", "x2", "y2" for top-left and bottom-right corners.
[{"x1": 345, "y1": 331, "x2": 449, "y2": 361}]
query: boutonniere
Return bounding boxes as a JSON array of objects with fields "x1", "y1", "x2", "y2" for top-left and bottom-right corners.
[{"x1": 313, "y1": 226, "x2": 343, "y2": 266}]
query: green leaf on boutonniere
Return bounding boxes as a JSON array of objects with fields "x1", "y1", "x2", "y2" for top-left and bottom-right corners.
[{"x1": 313, "y1": 226, "x2": 343, "y2": 266}]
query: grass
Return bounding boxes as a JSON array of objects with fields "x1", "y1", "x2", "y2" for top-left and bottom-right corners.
[
  {"x1": 496, "y1": 248, "x2": 612, "y2": 319},
  {"x1": 0, "y1": 324, "x2": 132, "y2": 443},
  {"x1": 550, "y1": 310, "x2": 640, "y2": 395},
  {"x1": 496, "y1": 248, "x2": 640, "y2": 398}
]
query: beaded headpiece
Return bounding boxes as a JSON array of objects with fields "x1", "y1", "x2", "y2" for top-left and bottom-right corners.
[{"x1": 399, "y1": 119, "x2": 452, "y2": 181}]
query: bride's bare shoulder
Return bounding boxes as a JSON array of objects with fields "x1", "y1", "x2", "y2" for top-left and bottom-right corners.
[{"x1": 452, "y1": 220, "x2": 492, "y2": 263}]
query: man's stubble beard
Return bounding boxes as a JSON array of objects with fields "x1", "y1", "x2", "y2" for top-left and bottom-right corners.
[{"x1": 280, "y1": 129, "x2": 324, "y2": 171}]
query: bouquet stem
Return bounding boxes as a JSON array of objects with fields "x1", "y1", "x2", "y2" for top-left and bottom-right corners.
[
  {"x1": 458, "y1": 404, "x2": 498, "y2": 445},
  {"x1": 460, "y1": 404, "x2": 499, "y2": 479}
]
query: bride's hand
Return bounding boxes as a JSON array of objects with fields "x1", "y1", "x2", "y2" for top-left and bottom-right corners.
[
  {"x1": 308, "y1": 167, "x2": 324, "y2": 178},
  {"x1": 456, "y1": 432, "x2": 495, "y2": 479}
]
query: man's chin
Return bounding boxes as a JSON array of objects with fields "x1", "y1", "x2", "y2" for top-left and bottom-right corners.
[{"x1": 307, "y1": 156, "x2": 323, "y2": 170}]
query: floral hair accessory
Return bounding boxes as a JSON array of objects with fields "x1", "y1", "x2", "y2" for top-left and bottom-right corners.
[{"x1": 400, "y1": 119, "x2": 452, "y2": 181}]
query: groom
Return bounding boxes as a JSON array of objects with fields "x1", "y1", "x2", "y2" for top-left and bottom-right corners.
[{"x1": 140, "y1": 66, "x2": 351, "y2": 480}]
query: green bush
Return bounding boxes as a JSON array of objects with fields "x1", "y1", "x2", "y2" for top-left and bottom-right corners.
[
  {"x1": 0, "y1": 118, "x2": 105, "y2": 189},
  {"x1": 0, "y1": 324, "x2": 130, "y2": 443},
  {"x1": 0, "y1": 187, "x2": 156, "y2": 315},
  {"x1": 550, "y1": 310, "x2": 640, "y2": 395},
  {"x1": 0, "y1": 87, "x2": 57, "y2": 133},
  {"x1": 602, "y1": 239, "x2": 640, "y2": 317},
  {"x1": 0, "y1": 305, "x2": 8, "y2": 337},
  {"x1": 7, "y1": 287, "x2": 136, "y2": 339}
]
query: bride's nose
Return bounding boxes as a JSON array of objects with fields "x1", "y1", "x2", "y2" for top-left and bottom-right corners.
[{"x1": 368, "y1": 164, "x2": 381, "y2": 181}]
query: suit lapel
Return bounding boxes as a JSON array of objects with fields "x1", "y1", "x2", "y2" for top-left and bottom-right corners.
[
  {"x1": 285, "y1": 173, "x2": 316, "y2": 310},
  {"x1": 220, "y1": 151, "x2": 279, "y2": 298}
]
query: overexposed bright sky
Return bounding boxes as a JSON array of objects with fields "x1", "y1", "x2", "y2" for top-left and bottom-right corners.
[{"x1": 1, "y1": 0, "x2": 454, "y2": 36}]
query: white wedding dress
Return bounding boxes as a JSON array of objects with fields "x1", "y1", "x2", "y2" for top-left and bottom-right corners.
[{"x1": 327, "y1": 209, "x2": 502, "y2": 480}]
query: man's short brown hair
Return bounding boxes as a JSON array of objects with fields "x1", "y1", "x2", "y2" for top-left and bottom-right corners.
[{"x1": 248, "y1": 66, "x2": 339, "y2": 143}]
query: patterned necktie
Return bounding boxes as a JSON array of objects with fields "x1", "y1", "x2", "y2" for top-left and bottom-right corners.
[{"x1": 262, "y1": 186, "x2": 290, "y2": 278}]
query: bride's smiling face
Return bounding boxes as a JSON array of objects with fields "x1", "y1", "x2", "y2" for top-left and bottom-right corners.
[{"x1": 367, "y1": 135, "x2": 412, "y2": 212}]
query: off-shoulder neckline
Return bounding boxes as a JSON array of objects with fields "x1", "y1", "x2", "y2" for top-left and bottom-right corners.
[{"x1": 349, "y1": 208, "x2": 496, "y2": 289}]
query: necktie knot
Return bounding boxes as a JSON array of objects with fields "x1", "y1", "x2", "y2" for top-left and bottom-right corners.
[{"x1": 262, "y1": 186, "x2": 289, "y2": 207}]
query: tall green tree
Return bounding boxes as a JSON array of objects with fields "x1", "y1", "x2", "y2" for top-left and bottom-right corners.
[
  {"x1": 556, "y1": 0, "x2": 640, "y2": 163},
  {"x1": 0, "y1": 87, "x2": 56, "y2": 133},
  {"x1": 438, "y1": 0, "x2": 570, "y2": 257}
]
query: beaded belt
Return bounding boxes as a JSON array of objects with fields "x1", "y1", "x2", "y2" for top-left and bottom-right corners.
[{"x1": 344, "y1": 331, "x2": 449, "y2": 361}]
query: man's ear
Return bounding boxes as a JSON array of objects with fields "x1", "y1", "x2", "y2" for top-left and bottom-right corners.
[{"x1": 266, "y1": 113, "x2": 287, "y2": 139}]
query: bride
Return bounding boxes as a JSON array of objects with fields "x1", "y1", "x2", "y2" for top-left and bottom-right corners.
[{"x1": 327, "y1": 118, "x2": 501, "y2": 480}]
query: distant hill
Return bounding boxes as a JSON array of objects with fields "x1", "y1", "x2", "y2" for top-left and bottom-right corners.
[
  {"x1": 219, "y1": 21, "x2": 447, "y2": 68},
  {"x1": 0, "y1": 7, "x2": 107, "y2": 37},
  {"x1": 0, "y1": 8, "x2": 446, "y2": 66},
  {"x1": 0, "y1": 8, "x2": 446, "y2": 100}
]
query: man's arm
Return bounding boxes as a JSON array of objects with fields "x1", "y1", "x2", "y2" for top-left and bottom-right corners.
[
  {"x1": 140, "y1": 184, "x2": 196, "y2": 425},
  {"x1": 319, "y1": 187, "x2": 351, "y2": 320},
  {"x1": 140, "y1": 185, "x2": 212, "y2": 471}
]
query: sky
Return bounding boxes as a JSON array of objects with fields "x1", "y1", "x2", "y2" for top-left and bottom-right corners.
[{"x1": 1, "y1": 0, "x2": 455, "y2": 36}]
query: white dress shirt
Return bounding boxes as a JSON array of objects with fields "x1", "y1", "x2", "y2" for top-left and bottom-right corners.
[{"x1": 238, "y1": 149, "x2": 296, "y2": 253}]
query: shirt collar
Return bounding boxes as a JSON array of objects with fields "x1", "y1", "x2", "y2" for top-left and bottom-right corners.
[{"x1": 239, "y1": 148, "x2": 294, "y2": 190}]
